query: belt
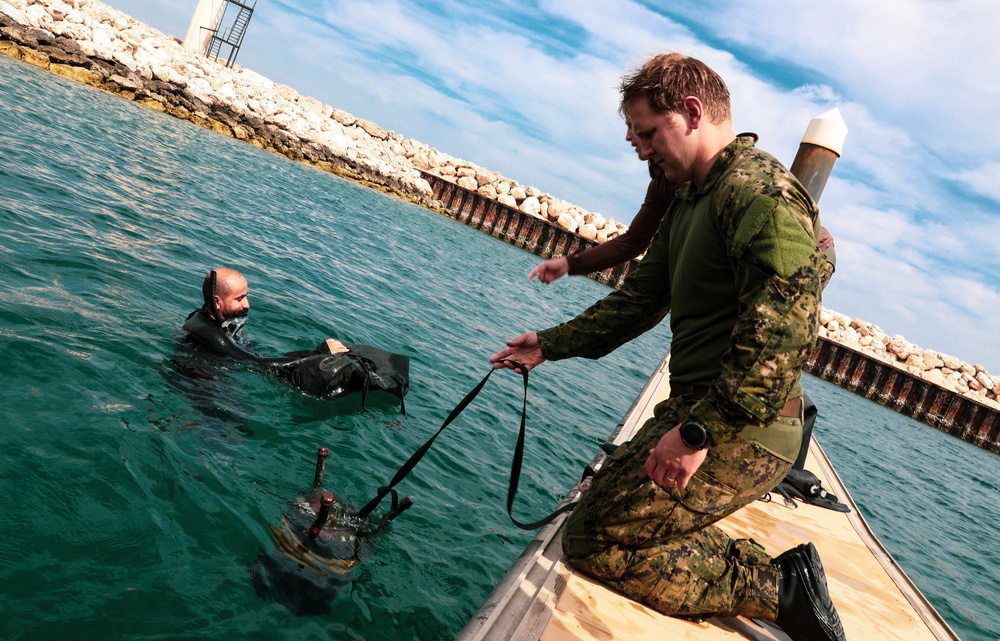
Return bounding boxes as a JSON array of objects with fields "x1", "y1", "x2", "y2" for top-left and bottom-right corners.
[{"x1": 670, "y1": 384, "x2": 802, "y2": 419}]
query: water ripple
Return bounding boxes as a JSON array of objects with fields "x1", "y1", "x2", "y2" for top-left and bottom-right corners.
[{"x1": 0, "y1": 52, "x2": 995, "y2": 641}]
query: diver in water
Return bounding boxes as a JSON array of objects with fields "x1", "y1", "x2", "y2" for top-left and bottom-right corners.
[
  {"x1": 184, "y1": 267, "x2": 349, "y2": 360},
  {"x1": 193, "y1": 267, "x2": 254, "y2": 346},
  {"x1": 182, "y1": 268, "x2": 410, "y2": 411}
]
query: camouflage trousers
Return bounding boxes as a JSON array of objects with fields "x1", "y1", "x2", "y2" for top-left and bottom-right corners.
[{"x1": 562, "y1": 394, "x2": 797, "y2": 620}]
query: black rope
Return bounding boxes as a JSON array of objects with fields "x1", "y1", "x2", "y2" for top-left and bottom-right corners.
[{"x1": 355, "y1": 362, "x2": 577, "y2": 530}]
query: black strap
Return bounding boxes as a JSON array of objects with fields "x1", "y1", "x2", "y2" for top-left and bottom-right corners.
[
  {"x1": 773, "y1": 483, "x2": 799, "y2": 510},
  {"x1": 503, "y1": 365, "x2": 578, "y2": 530},
  {"x1": 355, "y1": 363, "x2": 577, "y2": 530},
  {"x1": 395, "y1": 375, "x2": 406, "y2": 416},
  {"x1": 359, "y1": 358, "x2": 371, "y2": 412}
]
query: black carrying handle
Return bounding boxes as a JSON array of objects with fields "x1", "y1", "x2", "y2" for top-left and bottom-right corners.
[{"x1": 355, "y1": 362, "x2": 576, "y2": 530}]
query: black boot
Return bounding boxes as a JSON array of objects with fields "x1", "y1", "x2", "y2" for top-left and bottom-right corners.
[{"x1": 773, "y1": 543, "x2": 846, "y2": 641}]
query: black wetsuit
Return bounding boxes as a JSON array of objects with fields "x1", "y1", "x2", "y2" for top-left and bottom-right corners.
[{"x1": 182, "y1": 308, "x2": 409, "y2": 406}]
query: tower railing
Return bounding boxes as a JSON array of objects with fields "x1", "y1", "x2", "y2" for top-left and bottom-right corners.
[{"x1": 205, "y1": 0, "x2": 256, "y2": 68}]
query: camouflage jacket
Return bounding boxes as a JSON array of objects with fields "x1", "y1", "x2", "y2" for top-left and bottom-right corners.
[{"x1": 538, "y1": 134, "x2": 824, "y2": 445}]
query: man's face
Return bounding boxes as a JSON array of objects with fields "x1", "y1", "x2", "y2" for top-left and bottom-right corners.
[
  {"x1": 216, "y1": 276, "x2": 250, "y2": 320},
  {"x1": 626, "y1": 97, "x2": 694, "y2": 185},
  {"x1": 624, "y1": 118, "x2": 642, "y2": 158}
]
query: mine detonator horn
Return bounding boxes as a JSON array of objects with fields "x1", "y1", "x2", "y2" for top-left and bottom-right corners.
[
  {"x1": 308, "y1": 446, "x2": 413, "y2": 534},
  {"x1": 313, "y1": 447, "x2": 329, "y2": 489},
  {"x1": 380, "y1": 489, "x2": 413, "y2": 522},
  {"x1": 354, "y1": 483, "x2": 414, "y2": 529},
  {"x1": 308, "y1": 492, "x2": 335, "y2": 541}
]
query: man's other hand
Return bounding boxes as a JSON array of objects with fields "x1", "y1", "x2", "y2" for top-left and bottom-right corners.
[
  {"x1": 324, "y1": 339, "x2": 349, "y2": 354},
  {"x1": 528, "y1": 257, "x2": 570, "y2": 284}
]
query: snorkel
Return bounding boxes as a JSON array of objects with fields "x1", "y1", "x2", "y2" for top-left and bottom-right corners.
[{"x1": 202, "y1": 270, "x2": 223, "y2": 327}]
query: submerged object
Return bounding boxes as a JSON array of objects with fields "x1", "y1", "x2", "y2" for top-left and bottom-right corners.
[{"x1": 248, "y1": 447, "x2": 412, "y2": 616}]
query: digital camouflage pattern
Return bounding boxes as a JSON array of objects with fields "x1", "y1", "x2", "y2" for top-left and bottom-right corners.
[
  {"x1": 562, "y1": 393, "x2": 791, "y2": 618},
  {"x1": 539, "y1": 134, "x2": 824, "y2": 619},
  {"x1": 538, "y1": 134, "x2": 823, "y2": 455}
]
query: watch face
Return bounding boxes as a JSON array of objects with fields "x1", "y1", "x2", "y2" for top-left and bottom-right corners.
[{"x1": 681, "y1": 420, "x2": 707, "y2": 449}]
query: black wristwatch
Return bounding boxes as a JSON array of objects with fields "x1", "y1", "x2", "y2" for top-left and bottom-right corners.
[{"x1": 679, "y1": 418, "x2": 712, "y2": 450}]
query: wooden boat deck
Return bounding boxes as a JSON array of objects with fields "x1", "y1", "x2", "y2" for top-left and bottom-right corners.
[{"x1": 456, "y1": 354, "x2": 959, "y2": 641}]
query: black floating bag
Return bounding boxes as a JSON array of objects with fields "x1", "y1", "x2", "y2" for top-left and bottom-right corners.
[
  {"x1": 280, "y1": 353, "x2": 370, "y2": 399},
  {"x1": 277, "y1": 344, "x2": 409, "y2": 405},
  {"x1": 345, "y1": 345, "x2": 410, "y2": 401}
]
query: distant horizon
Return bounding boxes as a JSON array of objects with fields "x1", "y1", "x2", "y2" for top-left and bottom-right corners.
[{"x1": 78, "y1": 1, "x2": 1000, "y2": 376}]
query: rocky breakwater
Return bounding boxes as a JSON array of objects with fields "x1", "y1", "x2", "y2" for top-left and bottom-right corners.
[
  {"x1": 0, "y1": 0, "x2": 442, "y2": 205},
  {"x1": 817, "y1": 308, "x2": 1000, "y2": 410},
  {"x1": 0, "y1": 0, "x2": 634, "y2": 302},
  {"x1": 2, "y1": 0, "x2": 998, "y2": 447},
  {"x1": 0, "y1": 0, "x2": 628, "y2": 243}
]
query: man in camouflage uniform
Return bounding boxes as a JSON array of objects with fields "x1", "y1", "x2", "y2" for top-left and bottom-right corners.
[{"x1": 491, "y1": 53, "x2": 846, "y2": 641}]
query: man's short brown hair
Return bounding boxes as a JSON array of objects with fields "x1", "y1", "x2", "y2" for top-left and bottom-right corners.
[{"x1": 619, "y1": 53, "x2": 732, "y2": 123}]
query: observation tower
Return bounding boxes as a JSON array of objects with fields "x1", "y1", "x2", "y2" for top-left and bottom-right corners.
[{"x1": 182, "y1": 0, "x2": 257, "y2": 68}]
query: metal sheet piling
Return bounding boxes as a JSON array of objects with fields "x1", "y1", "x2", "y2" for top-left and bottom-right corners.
[{"x1": 421, "y1": 170, "x2": 637, "y2": 288}]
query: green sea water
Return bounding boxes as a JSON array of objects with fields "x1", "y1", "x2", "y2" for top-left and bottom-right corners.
[{"x1": 0, "y1": 54, "x2": 997, "y2": 641}]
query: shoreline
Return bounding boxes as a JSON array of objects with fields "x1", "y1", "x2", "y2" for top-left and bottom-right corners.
[{"x1": 3, "y1": 0, "x2": 999, "y2": 430}]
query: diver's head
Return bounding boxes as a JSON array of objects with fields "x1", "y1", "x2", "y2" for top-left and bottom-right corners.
[{"x1": 202, "y1": 268, "x2": 250, "y2": 322}]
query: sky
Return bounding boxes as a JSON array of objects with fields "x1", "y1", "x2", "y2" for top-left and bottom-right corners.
[{"x1": 107, "y1": 0, "x2": 1000, "y2": 375}]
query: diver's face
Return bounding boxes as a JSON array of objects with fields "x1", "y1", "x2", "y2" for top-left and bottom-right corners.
[{"x1": 216, "y1": 277, "x2": 250, "y2": 320}]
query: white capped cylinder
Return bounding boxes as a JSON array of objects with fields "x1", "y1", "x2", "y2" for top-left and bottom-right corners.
[{"x1": 801, "y1": 108, "x2": 848, "y2": 156}]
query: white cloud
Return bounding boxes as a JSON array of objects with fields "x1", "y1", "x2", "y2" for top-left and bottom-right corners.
[
  {"x1": 662, "y1": 1, "x2": 1000, "y2": 161},
  {"x1": 104, "y1": 0, "x2": 1000, "y2": 373},
  {"x1": 951, "y1": 161, "x2": 1000, "y2": 204}
]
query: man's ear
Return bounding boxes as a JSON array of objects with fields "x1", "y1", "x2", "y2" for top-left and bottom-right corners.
[{"x1": 682, "y1": 96, "x2": 703, "y2": 128}]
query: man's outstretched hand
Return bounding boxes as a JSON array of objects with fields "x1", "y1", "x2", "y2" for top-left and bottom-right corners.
[{"x1": 490, "y1": 332, "x2": 546, "y2": 373}]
